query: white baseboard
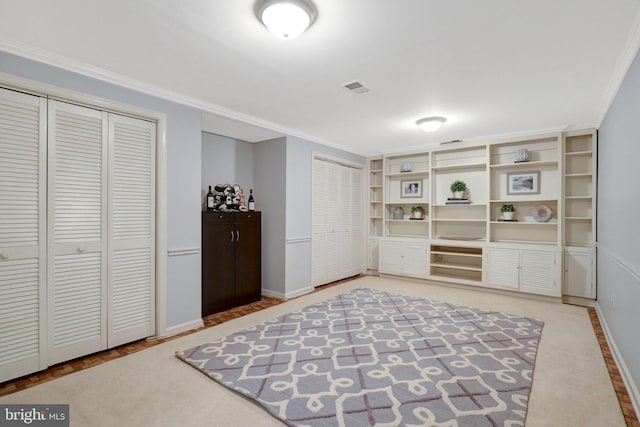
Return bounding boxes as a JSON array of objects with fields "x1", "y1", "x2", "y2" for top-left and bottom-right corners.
[
  {"x1": 151, "y1": 318, "x2": 204, "y2": 340},
  {"x1": 595, "y1": 302, "x2": 640, "y2": 419},
  {"x1": 262, "y1": 286, "x2": 314, "y2": 300}
]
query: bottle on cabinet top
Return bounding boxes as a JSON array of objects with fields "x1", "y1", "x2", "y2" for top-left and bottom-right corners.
[
  {"x1": 248, "y1": 189, "x2": 255, "y2": 212},
  {"x1": 206, "y1": 185, "x2": 214, "y2": 211}
]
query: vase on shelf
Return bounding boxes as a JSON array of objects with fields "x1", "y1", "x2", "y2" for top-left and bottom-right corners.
[{"x1": 393, "y1": 207, "x2": 404, "y2": 220}]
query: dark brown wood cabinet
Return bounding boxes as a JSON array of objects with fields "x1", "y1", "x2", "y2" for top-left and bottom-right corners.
[{"x1": 202, "y1": 211, "x2": 261, "y2": 316}]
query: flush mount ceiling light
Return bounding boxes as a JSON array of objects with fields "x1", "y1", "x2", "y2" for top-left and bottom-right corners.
[
  {"x1": 416, "y1": 116, "x2": 447, "y2": 132},
  {"x1": 256, "y1": 0, "x2": 317, "y2": 40}
]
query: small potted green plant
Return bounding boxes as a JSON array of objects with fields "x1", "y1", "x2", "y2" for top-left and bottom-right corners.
[
  {"x1": 501, "y1": 204, "x2": 515, "y2": 220},
  {"x1": 450, "y1": 180, "x2": 467, "y2": 199},
  {"x1": 411, "y1": 206, "x2": 425, "y2": 219}
]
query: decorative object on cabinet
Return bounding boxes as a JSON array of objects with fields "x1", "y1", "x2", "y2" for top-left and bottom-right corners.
[
  {"x1": 202, "y1": 211, "x2": 261, "y2": 316},
  {"x1": 208, "y1": 183, "x2": 247, "y2": 212},
  {"x1": 532, "y1": 204, "x2": 552, "y2": 222},
  {"x1": 501, "y1": 204, "x2": 516, "y2": 220},
  {"x1": 400, "y1": 179, "x2": 422, "y2": 198},
  {"x1": 411, "y1": 206, "x2": 425, "y2": 219},
  {"x1": 515, "y1": 148, "x2": 529, "y2": 163},
  {"x1": 393, "y1": 206, "x2": 404, "y2": 219},
  {"x1": 401, "y1": 160, "x2": 412, "y2": 172},
  {"x1": 449, "y1": 180, "x2": 467, "y2": 199},
  {"x1": 507, "y1": 172, "x2": 540, "y2": 195}
]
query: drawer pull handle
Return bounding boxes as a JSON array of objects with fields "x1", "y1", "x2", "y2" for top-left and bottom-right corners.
[
  {"x1": 236, "y1": 230, "x2": 240, "y2": 242},
  {"x1": 230, "y1": 231, "x2": 234, "y2": 242}
]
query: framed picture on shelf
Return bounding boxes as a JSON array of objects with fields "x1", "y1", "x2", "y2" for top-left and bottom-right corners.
[
  {"x1": 507, "y1": 172, "x2": 540, "y2": 195},
  {"x1": 401, "y1": 180, "x2": 422, "y2": 198}
]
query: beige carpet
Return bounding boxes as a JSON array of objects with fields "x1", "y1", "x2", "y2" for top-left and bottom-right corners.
[{"x1": 0, "y1": 276, "x2": 625, "y2": 426}]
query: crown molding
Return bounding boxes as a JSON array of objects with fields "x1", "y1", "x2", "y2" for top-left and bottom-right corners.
[
  {"x1": 596, "y1": 7, "x2": 640, "y2": 126},
  {"x1": 0, "y1": 37, "x2": 366, "y2": 157}
]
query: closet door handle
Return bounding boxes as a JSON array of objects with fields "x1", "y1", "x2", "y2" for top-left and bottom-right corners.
[
  {"x1": 77, "y1": 247, "x2": 85, "y2": 253},
  {"x1": 230, "y1": 231, "x2": 234, "y2": 242},
  {"x1": 0, "y1": 253, "x2": 7, "y2": 260},
  {"x1": 236, "y1": 230, "x2": 240, "y2": 242}
]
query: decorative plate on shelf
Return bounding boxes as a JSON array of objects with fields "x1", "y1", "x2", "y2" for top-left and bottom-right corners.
[{"x1": 532, "y1": 205, "x2": 552, "y2": 222}]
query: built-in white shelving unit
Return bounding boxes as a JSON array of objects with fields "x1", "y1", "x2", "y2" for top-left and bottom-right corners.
[{"x1": 368, "y1": 130, "x2": 596, "y2": 302}]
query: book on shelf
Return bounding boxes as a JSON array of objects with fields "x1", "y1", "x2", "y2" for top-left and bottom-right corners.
[{"x1": 445, "y1": 198, "x2": 471, "y2": 205}]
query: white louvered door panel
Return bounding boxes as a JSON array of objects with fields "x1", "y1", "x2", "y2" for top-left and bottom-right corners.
[
  {"x1": 486, "y1": 248, "x2": 519, "y2": 290},
  {"x1": 108, "y1": 114, "x2": 155, "y2": 347},
  {"x1": 335, "y1": 166, "x2": 351, "y2": 278},
  {"x1": 47, "y1": 100, "x2": 108, "y2": 365},
  {"x1": 0, "y1": 88, "x2": 46, "y2": 382},
  {"x1": 520, "y1": 250, "x2": 559, "y2": 296},
  {"x1": 311, "y1": 159, "x2": 328, "y2": 286},
  {"x1": 350, "y1": 168, "x2": 363, "y2": 276}
]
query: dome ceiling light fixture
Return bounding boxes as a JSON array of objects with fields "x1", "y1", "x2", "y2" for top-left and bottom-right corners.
[
  {"x1": 256, "y1": 0, "x2": 317, "y2": 40},
  {"x1": 416, "y1": 116, "x2": 447, "y2": 132}
]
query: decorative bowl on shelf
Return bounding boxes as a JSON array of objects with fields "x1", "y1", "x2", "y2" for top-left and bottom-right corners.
[{"x1": 532, "y1": 205, "x2": 552, "y2": 222}]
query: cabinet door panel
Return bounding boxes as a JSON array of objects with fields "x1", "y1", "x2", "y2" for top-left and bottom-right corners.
[
  {"x1": 380, "y1": 240, "x2": 403, "y2": 275},
  {"x1": 521, "y1": 251, "x2": 558, "y2": 296},
  {"x1": 235, "y1": 216, "x2": 261, "y2": 306},
  {"x1": 403, "y1": 242, "x2": 427, "y2": 278},
  {"x1": 487, "y1": 248, "x2": 519, "y2": 289},
  {"x1": 564, "y1": 251, "x2": 594, "y2": 298},
  {"x1": 202, "y1": 214, "x2": 235, "y2": 316}
]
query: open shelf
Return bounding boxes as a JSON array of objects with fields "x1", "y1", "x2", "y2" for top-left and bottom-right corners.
[
  {"x1": 432, "y1": 162, "x2": 486, "y2": 172},
  {"x1": 565, "y1": 151, "x2": 592, "y2": 157},
  {"x1": 386, "y1": 171, "x2": 429, "y2": 178},
  {"x1": 433, "y1": 218, "x2": 485, "y2": 222},
  {"x1": 430, "y1": 244, "x2": 483, "y2": 283},
  {"x1": 489, "y1": 160, "x2": 558, "y2": 169}
]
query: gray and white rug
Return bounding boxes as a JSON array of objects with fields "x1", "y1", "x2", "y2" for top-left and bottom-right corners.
[{"x1": 177, "y1": 288, "x2": 544, "y2": 426}]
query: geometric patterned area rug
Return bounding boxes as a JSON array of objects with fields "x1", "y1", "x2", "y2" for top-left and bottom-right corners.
[{"x1": 177, "y1": 288, "x2": 544, "y2": 427}]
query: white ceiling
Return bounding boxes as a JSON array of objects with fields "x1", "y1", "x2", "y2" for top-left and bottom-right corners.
[{"x1": 0, "y1": 0, "x2": 639, "y2": 156}]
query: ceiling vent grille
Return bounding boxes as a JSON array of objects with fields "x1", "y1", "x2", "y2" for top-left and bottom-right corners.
[{"x1": 341, "y1": 80, "x2": 371, "y2": 94}]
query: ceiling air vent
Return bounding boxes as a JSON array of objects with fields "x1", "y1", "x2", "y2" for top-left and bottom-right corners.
[{"x1": 341, "y1": 80, "x2": 371, "y2": 95}]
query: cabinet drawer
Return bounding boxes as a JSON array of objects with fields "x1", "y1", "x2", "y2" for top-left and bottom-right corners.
[
  {"x1": 202, "y1": 211, "x2": 234, "y2": 224},
  {"x1": 236, "y1": 212, "x2": 261, "y2": 223}
]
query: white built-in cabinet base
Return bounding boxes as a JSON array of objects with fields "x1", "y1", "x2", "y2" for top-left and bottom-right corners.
[{"x1": 378, "y1": 237, "x2": 562, "y2": 298}]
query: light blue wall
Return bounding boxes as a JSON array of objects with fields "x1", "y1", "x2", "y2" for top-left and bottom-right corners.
[
  {"x1": 0, "y1": 51, "x2": 203, "y2": 328},
  {"x1": 201, "y1": 131, "x2": 254, "y2": 206},
  {"x1": 254, "y1": 138, "x2": 287, "y2": 295},
  {"x1": 598, "y1": 48, "x2": 640, "y2": 400}
]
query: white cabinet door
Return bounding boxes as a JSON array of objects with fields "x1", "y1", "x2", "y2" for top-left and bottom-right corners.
[
  {"x1": 107, "y1": 114, "x2": 156, "y2": 347},
  {"x1": 368, "y1": 237, "x2": 380, "y2": 270},
  {"x1": 380, "y1": 239, "x2": 403, "y2": 275},
  {"x1": 520, "y1": 250, "x2": 559, "y2": 296},
  {"x1": 0, "y1": 88, "x2": 47, "y2": 383},
  {"x1": 47, "y1": 100, "x2": 108, "y2": 365},
  {"x1": 564, "y1": 251, "x2": 594, "y2": 298},
  {"x1": 403, "y1": 242, "x2": 427, "y2": 278},
  {"x1": 486, "y1": 248, "x2": 519, "y2": 289},
  {"x1": 311, "y1": 160, "x2": 328, "y2": 287}
]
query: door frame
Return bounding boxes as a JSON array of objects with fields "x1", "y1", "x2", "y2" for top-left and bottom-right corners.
[{"x1": 0, "y1": 71, "x2": 170, "y2": 338}]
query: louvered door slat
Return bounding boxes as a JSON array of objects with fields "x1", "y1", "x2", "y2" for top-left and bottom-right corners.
[
  {"x1": 0, "y1": 88, "x2": 46, "y2": 383},
  {"x1": 108, "y1": 114, "x2": 155, "y2": 347},
  {"x1": 47, "y1": 100, "x2": 107, "y2": 365}
]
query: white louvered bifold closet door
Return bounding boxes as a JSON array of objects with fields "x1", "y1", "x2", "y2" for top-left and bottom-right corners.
[
  {"x1": 47, "y1": 100, "x2": 108, "y2": 365},
  {"x1": 0, "y1": 88, "x2": 47, "y2": 382},
  {"x1": 107, "y1": 113, "x2": 155, "y2": 347},
  {"x1": 311, "y1": 158, "x2": 364, "y2": 287}
]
